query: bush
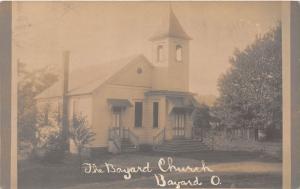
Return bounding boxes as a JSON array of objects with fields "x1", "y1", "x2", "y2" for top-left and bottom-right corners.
[
  {"x1": 70, "y1": 114, "x2": 95, "y2": 159},
  {"x1": 33, "y1": 105, "x2": 65, "y2": 163},
  {"x1": 42, "y1": 132, "x2": 65, "y2": 163},
  {"x1": 33, "y1": 126, "x2": 65, "y2": 163}
]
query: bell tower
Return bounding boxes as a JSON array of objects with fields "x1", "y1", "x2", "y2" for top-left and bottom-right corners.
[{"x1": 150, "y1": 7, "x2": 192, "y2": 92}]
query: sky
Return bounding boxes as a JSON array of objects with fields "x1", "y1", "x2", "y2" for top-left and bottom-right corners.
[{"x1": 13, "y1": 2, "x2": 281, "y2": 96}]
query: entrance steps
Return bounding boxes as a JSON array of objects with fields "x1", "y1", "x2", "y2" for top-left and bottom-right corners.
[{"x1": 120, "y1": 139, "x2": 138, "y2": 153}]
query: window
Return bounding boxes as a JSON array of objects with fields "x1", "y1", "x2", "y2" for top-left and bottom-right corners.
[
  {"x1": 134, "y1": 102, "x2": 143, "y2": 128},
  {"x1": 176, "y1": 45, "x2": 182, "y2": 62},
  {"x1": 112, "y1": 109, "x2": 121, "y2": 128},
  {"x1": 137, "y1": 67, "x2": 143, "y2": 74},
  {"x1": 153, "y1": 102, "x2": 159, "y2": 128},
  {"x1": 157, "y1": 45, "x2": 164, "y2": 62},
  {"x1": 174, "y1": 113, "x2": 185, "y2": 136},
  {"x1": 175, "y1": 113, "x2": 185, "y2": 128}
]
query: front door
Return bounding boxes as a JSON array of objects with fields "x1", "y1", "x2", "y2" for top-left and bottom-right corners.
[
  {"x1": 174, "y1": 113, "x2": 185, "y2": 138},
  {"x1": 112, "y1": 109, "x2": 122, "y2": 136}
]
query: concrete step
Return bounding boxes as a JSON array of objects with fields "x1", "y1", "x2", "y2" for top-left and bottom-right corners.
[
  {"x1": 121, "y1": 142, "x2": 132, "y2": 146},
  {"x1": 120, "y1": 140, "x2": 138, "y2": 152}
]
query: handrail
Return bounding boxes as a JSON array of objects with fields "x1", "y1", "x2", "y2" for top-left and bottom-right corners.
[
  {"x1": 109, "y1": 127, "x2": 139, "y2": 151},
  {"x1": 128, "y1": 129, "x2": 138, "y2": 141},
  {"x1": 125, "y1": 128, "x2": 140, "y2": 150},
  {"x1": 153, "y1": 128, "x2": 165, "y2": 146},
  {"x1": 109, "y1": 127, "x2": 121, "y2": 152}
]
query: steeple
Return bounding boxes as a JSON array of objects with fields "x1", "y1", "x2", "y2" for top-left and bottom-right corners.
[
  {"x1": 149, "y1": 6, "x2": 191, "y2": 41},
  {"x1": 150, "y1": 6, "x2": 191, "y2": 92}
]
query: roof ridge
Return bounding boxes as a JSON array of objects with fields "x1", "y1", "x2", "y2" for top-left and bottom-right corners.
[
  {"x1": 35, "y1": 53, "x2": 150, "y2": 99},
  {"x1": 149, "y1": 7, "x2": 192, "y2": 41},
  {"x1": 67, "y1": 54, "x2": 145, "y2": 93},
  {"x1": 72, "y1": 53, "x2": 144, "y2": 72},
  {"x1": 67, "y1": 54, "x2": 150, "y2": 95}
]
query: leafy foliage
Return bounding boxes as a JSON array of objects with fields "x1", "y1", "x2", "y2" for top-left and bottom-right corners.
[
  {"x1": 214, "y1": 24, "x2": 282, "y2": 139},
  {"x1": 34, "y1": 103, "x2": 65, "y2": 163},
  {"x1": 43, "y1": 132, "x2": 65, "y2": 163},
  {"x1": 35, "y1": 104, "x2": 61, "y2": 148},
  {"x1": 69, "y1": 114, "x2": 95, "y2": 155},
  {"x1": 18, "y1": 61, "x2": 59, "y2": 151},
  {"x1": 193, "y1": 104, "x2": 211, "y2": 128}
]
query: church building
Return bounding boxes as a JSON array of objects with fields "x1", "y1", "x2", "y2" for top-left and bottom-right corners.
[{"x1": 35, "y1": 8, "x2": 207, "y2": 153}]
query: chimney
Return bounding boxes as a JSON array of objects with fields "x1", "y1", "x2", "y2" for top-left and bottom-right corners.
[
  {"x1": 62, "y1": 51, "x2": 70, "y2": 152},
  {"x1": 62, "y1": 51, "x2": 70, "y2": 96}
]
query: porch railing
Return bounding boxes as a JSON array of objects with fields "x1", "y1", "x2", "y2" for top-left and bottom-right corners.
[
  {"x1": 123, "y1": 127, "x2": 140, "y2": 150},
  {"x1": 153, "y1": 128, "x2": 165, "y2": 146},
  {"x1": 108, "y1": 127, "x2": 121, "y2": 151},
  {"x1": 109, "y1": 127, "x2": 139, "y2": 150}
]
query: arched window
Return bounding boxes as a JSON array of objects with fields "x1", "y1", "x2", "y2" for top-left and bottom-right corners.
[
  {"x1": 157, "y1": 45, "x2": 164, "y2": 62},
  {"x1": 176, "y1": 45, "x2": 183, "y2": 62}
]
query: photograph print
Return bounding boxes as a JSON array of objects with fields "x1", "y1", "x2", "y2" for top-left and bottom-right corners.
[{"x1": 15, "y1": 2, "x2": 282, "y2": 189}]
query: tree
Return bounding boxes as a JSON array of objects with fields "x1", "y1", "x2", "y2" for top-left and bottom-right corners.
[
  {"x1": 214, "y1": 24, "x2": 282, "y2": 140},
  {"x1": 18, "y1": 61, "x2": 59, "y2": 145},
  {"x1": 69, "y1": 114, "x2": 95, "y2": 160},
  {"x1": 193, "y1": 104, "x2": 211, "y2": 128}
]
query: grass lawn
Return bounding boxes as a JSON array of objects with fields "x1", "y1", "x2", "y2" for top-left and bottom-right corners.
[{"x1": 18, "y1": 150, "x2": 282, "y2": 189}]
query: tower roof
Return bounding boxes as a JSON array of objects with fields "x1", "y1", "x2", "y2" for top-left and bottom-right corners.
[{"x1": 149, "y1": 7, "x2": 192, "y2": 41}]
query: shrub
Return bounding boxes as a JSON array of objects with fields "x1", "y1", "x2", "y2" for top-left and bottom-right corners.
[
  {"x1": 42, "y1": 132, "x2": 65, "y2": 163},
  {"x1": 33, "y1": 104, "x2": 65, "y2": 163},
  {"x1": 70, "y1": 114, "x2": 95, "y2": 159}
]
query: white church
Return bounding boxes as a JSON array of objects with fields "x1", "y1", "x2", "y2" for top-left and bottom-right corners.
[{"x1": 36, "y1": 8, "x2": 208, "y2": 154}]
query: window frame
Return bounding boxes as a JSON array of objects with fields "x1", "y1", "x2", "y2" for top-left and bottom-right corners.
[
  {"x1": 174, "y1": 113, "x2": 185, "y2": 136},
  {"x1": 176, "y1": 45, "x2": 183, "y2": 62},
  {"x1": 152, "y1": 102, "x2": 159, "y2": 128},
  {"x1": 112, "y1": 108, "x2": 121, "y2": 128},
  {"x1": 134, "y1": 101, "x2": 143, "y2": 128},
  {"x1": 157, "y1": 45, "x2": 164, "y2": 62}
]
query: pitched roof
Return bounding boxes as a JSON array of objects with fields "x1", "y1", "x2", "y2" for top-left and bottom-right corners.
[
  {"x1": 149, "y1": 8, "x2": 192, "y2": 41},
  {"x1": 35, "y1": 54, "x2": 150, "y2": 99}
]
